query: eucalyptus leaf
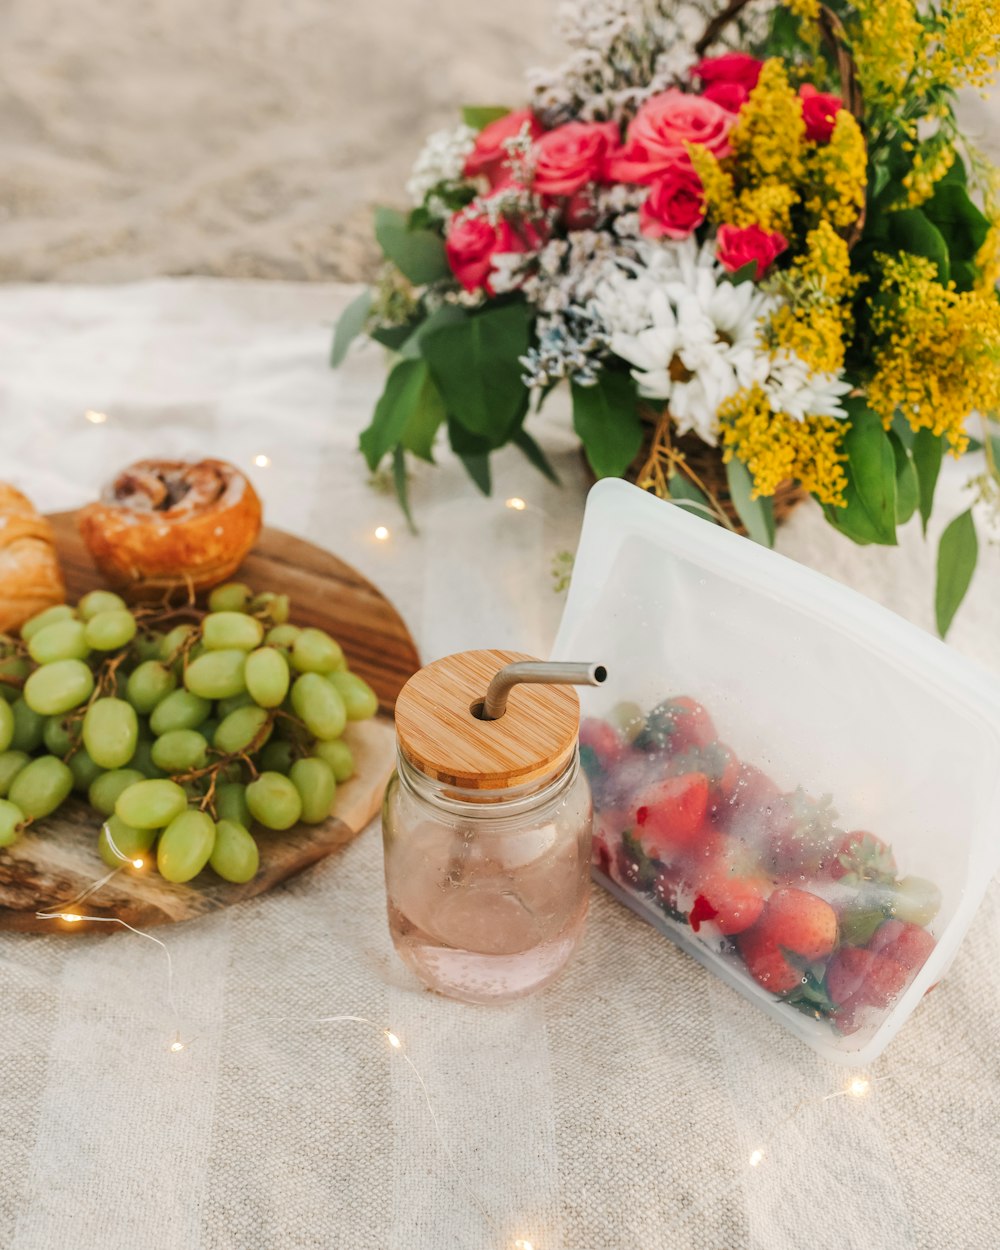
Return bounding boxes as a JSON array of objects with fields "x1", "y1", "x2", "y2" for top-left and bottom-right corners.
[
  {"x1": 725, "y1": 457, "x2": 775, "y2": 547},
  {"x1": 935, "y1": 509, "x2": 978, "y2": 637},
  {"x1": 373, "y1": 206, "x2": 449, "y2": 286},
  {"x1": 461, "y1": 106, "x2": 511, "y2": 131},
  {"x1": 330, "y1": 287, "x2": 373, "y2": 367},
  {"x1": 912, "y1": 427, "x2": 943, "y2": 535},
  {"x1": 888, "y1": 430, "x2": 918, "y2": 525},
  {"x1": 570, "y1": 372, "x2": 643, "y2": 479}
]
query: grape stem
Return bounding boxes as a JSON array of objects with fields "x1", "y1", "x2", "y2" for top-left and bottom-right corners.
[{"x1": 171, "y1": 713, "x2": 276, "y2": 813}]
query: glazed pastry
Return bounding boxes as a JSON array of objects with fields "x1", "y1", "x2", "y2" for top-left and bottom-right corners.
[
  {"x1": 0, "y1": 483, "x2": 67, "y2": 633},
  {"x1": 77, "y1": 459, "x2": 262, "y2": 596}
]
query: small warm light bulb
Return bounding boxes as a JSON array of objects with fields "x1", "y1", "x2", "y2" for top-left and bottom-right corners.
[
  {"x1": 513, "y1": 1241, "x2": 535, "y2": 1250},
  {"x1": 170, "y1": 1040, "x2": 185, "y2": 1053},
  {"x1": 254, "y1": 454, "x2": 270, "y2": 468},
  {"x1": 848, "y1": 1076, "x2": 870, "y2": 1098},
  {"x1": 384, "y1": 1030, "x2": 402, "y2": 1050},
  {"x1": 505, "y1": 497, "x2": 527, "y2": 511},
  {"x1": 84, "y1": 409, "x2": 108, "y2": 424},
  {"x1": 374, "y1": 526, "x2": 390, "y2": 542},
  {"x1": 132, "y1": 858, "x2": 144, "y2": 869},
  {"x1": 60, "y1": 913, "x2": 82, "y2": 924},
  {"x1": 749, "y1": 1149, "x2": 764, "y2": 1168}
]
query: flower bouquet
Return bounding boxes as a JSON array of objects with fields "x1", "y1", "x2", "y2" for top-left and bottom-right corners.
[{"x1": 333, "y1": 0, "x2": 1000, "y2": 634}]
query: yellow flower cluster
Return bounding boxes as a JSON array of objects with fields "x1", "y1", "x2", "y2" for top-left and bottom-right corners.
[
  {"x1": 718, "y1": 386, "x2": 849, "y2": 506},
  {"x1": 848, "y1": 0, "x2": 922, "y2": 110},
  {"x1": 926, "y1": 1, "x2": 1000, "y2": 92},
  {"x1": 804, "y1": 112, "x2": 867, "y2": 229},
  {"x1": 976, "y1": 222, "x2": 1000, "y2": 292},
  {"x1": 731, "y1": 61, "x2": 805, "y2": 183},
  {"x1": 868, "y1": 253, "x2": 1000, "y2": 451},
  {"x1": 783, "y1": 0, "x2": 820, "y2": 18},
  {"x1": 902, "y1": 141, "x2": 956, "y2": 207}
]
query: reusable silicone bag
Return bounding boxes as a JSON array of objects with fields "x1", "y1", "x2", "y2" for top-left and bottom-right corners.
[{"x1": 552, "y1": 479, "x2": 1000, "y2": 1063}]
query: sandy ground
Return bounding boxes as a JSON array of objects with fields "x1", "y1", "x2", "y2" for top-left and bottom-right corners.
[{"x1": 0, "y1": 1, "x2": 995, "y2": 284}]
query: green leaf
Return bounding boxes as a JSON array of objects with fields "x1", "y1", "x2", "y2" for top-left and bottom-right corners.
[
  {"x1": 398, "y1": 304, "x2": 467, "y2": 359},
  {"x1": 912, "y1": 427, "x2": 943, "y2": 535},
  {"x1": 725, "y1": 457, "x2": 775, "y2": 547},
  {"x1": 422, "y1": 301, "x2": 534, "y2": 447},
  {"x1": 392, "y1": 445, "x2": 417, "y2": 535},
  {"x1": 447, "y1": 419, "x2": 492, "y2": 494},
  {"x1": 886, "y1": 209, "x2": 950, "y2": 284},
  {"x1": 359, "y1": 358, "x2": 440, "y2": 471},
  {"x1": 370, "y1": 322, "x2": 416, "y2": 351},
  {"x1": 935, "y1": 509, "x2": 978, "y2": 637},
  {"x1": 888, "y1": 430, "x2": 918, "y2": 525},
  {"x1": 822, "y1": 399, "x2": 897, "y2": 546},
  {"x1": 666, "y1": 473, "x2": 720, "y2": 525},
  {"x1": 922, "y1": 182, "x2": 989, "y2": 290},
  {"x1": 373, "y1": 206, "x2": 449, "y2": 286},
  {"x1": 461, "y1": 106, "x2": 510, "y2": 131},
  {"x1": 330, "y1": 288, "x2": 373, "y2": 367},
  {"x1": 511, "y1": 427, "x2": 560, "y2": 485},
  {"x1": 570, "y1": 373, "x2": 643, "y2": 479}
]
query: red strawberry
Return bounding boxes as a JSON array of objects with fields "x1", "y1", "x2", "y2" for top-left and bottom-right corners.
[
  {"x1": 867, "y1": 919, "x2": 906, "y2": 954},
  {"x1": 858, "y1": 954, "x2": 909, "y2": 1008},
  {"x1": 754, "y1": 887, "x2": 838, "y2": 960},
  {"x1": 872, "y1": 922, "x2": 936, "y2": 973},
  {"x1": 737, "y1": 928, "x2": 802, "y2": 994},
  {"x1": 826, "y1": 947, "x2": 876, "y2": 1005},
  {"x1": 592, "y1": 833, "x2": 613, "y2": 877},
  {"x1": 632, "y1": 773, "x2": 709, "y2": 856},
  {"x1": 635, "y1": 696, "x2": 716, "y2": 754},
  {"x1": 828, "y1": 831, "x2": 897, "y2": 882},
  {"x1": 579, "y1": 718, "x2": 625, "y2": 769},
  {"x1": 689, "y1": 869, "x2": 765, "y2": 935}
]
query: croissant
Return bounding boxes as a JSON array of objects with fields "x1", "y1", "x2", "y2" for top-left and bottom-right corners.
[
  {"x1": 77, "y1": 459, "x2": 263, "y2": 597},
  {"x1": 0, "y1": 484, "x2": 67, "y2": 635}
]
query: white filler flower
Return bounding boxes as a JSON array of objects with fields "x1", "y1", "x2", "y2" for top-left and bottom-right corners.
[
  {"x1": 762, "y1": 349, "x2": 852, "y2": 421},
  {"x1": 405, "y1": 124, "x2": 477, "y2": 216}
]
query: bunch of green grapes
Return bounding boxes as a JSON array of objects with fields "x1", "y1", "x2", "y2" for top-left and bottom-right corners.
[{"x1": 0, "y1": 583, "x2": 377, "y2": 884}]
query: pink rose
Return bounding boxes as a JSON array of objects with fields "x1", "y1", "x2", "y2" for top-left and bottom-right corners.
[
  {"x1": 703, "y1": 81, "x2": 751, "y2": 113},
  {"x1": 716, "y1": 223, "x2": 789, "y2": 279},
  {"x1": 799, "y1": 85, "x2": 843, "y2": 144},
  {"x1": 692, "y1": 53, "x2": 764, "y2": 93},
  {"x1": 639, "y1": 161, "x2": 706, "y2": 240},
  {"x1": 531, "y1": 121, "x2": 620, "y2": 197},
  {"x1": 444, "y1": 199, "x2": 544, "y2": 293},
  {"x1": 608, "y1": 89, "x2": 735, "y2": 184},
  {"x1": 463, "y1": 109, "x2": 543, "y2": 186}
]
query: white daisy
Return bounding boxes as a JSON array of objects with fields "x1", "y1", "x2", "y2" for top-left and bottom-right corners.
[{"x1": 762, "y1": 349, "x2": 853, "y2": 421}]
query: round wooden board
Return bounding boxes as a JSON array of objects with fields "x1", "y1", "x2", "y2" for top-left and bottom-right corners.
[{"x1": 0, "y1": 514, "x2": 420, "y2": 934}]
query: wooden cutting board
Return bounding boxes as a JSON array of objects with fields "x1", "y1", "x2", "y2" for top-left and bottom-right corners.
[{"x1": 0, "y1": 514, "x2": 420, "y2": 934}]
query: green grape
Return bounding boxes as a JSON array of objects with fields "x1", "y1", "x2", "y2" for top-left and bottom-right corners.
[
  {"x1": 0, "y1": 699, "x2": 12, "y2": 753},
  {"x1": 200, "y1": 717, "x2": 220, "y2": 740},
  {"x1": 68, "y1": 748, "x2": 103, "y2": 792},
  {"x1": 151, "y1": 730, "x2": 209, "y2": 773},
  {"x1": 132, "y1": 631, "x2": 166, "y2": 663},
  {"x1": 0, "y1": 798, "x2": 24, "y2": 847},
  {"x1": 290, "y1": 674, "x2": 347, "y2": 741},
  {"x1": 290, "y1": 628, "x2": 344, "y2": 675},
  {"x1": 0, "y1": 655, "x2": 31, "y2": 701},
  {"x1": 326, "y1": 671, "x2": 378, "y2": 721},
  {"x1": 217, "y1": 691, "x2": 255, "y2": 719},
  {"x1": 246, "y1": 771, "x2": 302, "y2": 830},
  {"x1": 28, "y1": 619, "x2": 90, "y2": 664},
  {"x1": 97, "y1": 814, "x2": 157, "y2": 869},
  {"x1": 312, "y1": 738, "x2": 355, "y2": 783},
  {"x1": 84, "y1": 609, "x2": 138, "y2": 651},
  {"x1": 249, "y1": 592, "x2": 290, "y2": 624},
  {"x1": 130, "y1": 739, "x2": 166, "y2": 779},
  {"x1": 265, "y1": 624, "x2": 300, "y2": 650},
  {"x1": 245, "y1": 647, "x2": 290, "y2": 709},
  {"x1": 208, "y1": 583, "x2": 252, "y2": 613},
  {"x1": 42, "y1": 715, "x2": 79, "y2": 757},
  {"x1": 89, "y1": 768, "x2": 146, "y2": 816},
  {"x1": 23, "y1": 659, "x2": 95, "y2": 716},
  {"x1": 78, "y1": 590, "x2": 127, "y2": 621},
  {"x1": 215, "y1": 781, "x2": 251, "y2": 827},
  {"x1": 289, "y1": 757, "x2": 336, "y2": 824},
  {"x1": 83, "y1": 698, "x2": 138, "y2": 770},
  {"x1": 157, "y1": 809, "x2": 216, "y2": 883},
  {"x1": 202, "y1": 612, "x2": 264, "y2": 653},
  {"x1": 184, "y1": 649, "x2": 247, "y2": 700},
  {"x1": 115, "y1": 778, "x2": 188, "y2": 829},
  {"x1": 209, "y1": 819, "x2": 260, "y2": 883},
  {"x1": 8, "y1": 756, "x2": 74, "y2": 819},
  {"x1": 20, "y1": 604, "x2": 75, "y2": 641},
  {"x1": 150, "y1": 689, "x2": 212, "y2": 735},
  {"x1": 214, "y1": 706, "x2": 271, "y2": 755},
  {"x1": 259, "y1": 740, "x2": 295, "y2": 773},
  {"x1": 159, "y1": 624, "x2": 196, "y2": 660},
  {"x1": 10, "y1": 697, "x2": 46, "y2": 750},
  {"x1": 126, "y1": 661, "x2": 177, "y2": 715},
  {"x1": 0, "y1": 750, "x2": 30, "y2": 796}
]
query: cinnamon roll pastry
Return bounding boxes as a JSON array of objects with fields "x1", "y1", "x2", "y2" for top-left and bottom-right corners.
[
  {"x1": 0, "y1": 483, "x2": 67, "y2": 633},
  {"x1": 77, "y1": 459, "x2": 262, "y2": 596}
]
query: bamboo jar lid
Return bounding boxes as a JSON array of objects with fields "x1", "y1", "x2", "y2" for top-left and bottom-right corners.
[{"x1": 394, "y1": 649, "x2": 581, "y2": 791}]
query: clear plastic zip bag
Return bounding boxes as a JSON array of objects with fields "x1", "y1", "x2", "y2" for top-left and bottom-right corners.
[{"x1": 552, "y1": 479, "x2": 1000, "y2": 1063}]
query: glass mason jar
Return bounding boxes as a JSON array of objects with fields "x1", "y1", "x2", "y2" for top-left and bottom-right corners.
[{"x1": 382, "y1": 748, "x2": 592, "y2": 1004}]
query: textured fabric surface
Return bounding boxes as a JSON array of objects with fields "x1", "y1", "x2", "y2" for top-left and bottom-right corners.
[{"x1": 0, "y1": 280, "x2": 997, "y2": 1250}]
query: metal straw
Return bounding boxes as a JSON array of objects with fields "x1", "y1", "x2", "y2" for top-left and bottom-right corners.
[{"x1": 479, "y1": 661, "x2": 607, "y2": 721}]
